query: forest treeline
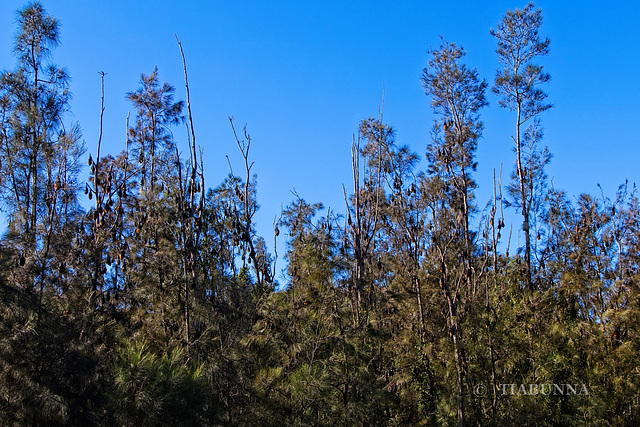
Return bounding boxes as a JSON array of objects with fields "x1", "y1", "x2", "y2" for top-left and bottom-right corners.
[{"x1": 1, "y1": 2, "x2": 639, "y2": 426}]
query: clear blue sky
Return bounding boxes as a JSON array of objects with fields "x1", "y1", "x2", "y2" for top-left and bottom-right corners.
[{"x1": 2, "y1": 1, "x2": 639, "y2": 278}]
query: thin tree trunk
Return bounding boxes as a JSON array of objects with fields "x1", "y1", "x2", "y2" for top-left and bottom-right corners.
[{"x1": 515, "y1": 99, "x2": 533, "y2": 291}]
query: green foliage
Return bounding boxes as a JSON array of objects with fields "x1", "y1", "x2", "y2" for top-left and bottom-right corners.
[{"x1": 111, "y1": 339, "x2": 207, "y2": 426}]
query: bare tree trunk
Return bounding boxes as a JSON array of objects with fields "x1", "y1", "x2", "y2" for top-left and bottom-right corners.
[
  {"x1": 515, "y1": 99, "x2": 533, "y2": 291},
  {"x1": 444, "y1": 277, "x2": 466, "y2": 427}
]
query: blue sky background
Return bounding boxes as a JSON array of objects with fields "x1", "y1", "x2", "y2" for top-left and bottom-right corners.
[{"x1": 2, "y1": 1, "x2": 639, "y2": 279}]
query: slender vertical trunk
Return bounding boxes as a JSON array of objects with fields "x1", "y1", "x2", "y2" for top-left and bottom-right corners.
[
  {"x1": 440, "y1": 260, "x2": 466, "y2": 426},
  {"x1": 30, "y1": 45, "x2": 39, "y2": 253},
  {"x1": 414, "y1": 275, "x2": 425, "y2": 338},
  {"x1": 184, "y1": 260, "x2": 190, "y2": 345},
  {"x1": 446, "y1": 292, "x2": 466, "y2": 427},
  {"x1": 460, "y1": 162, "x2": 475, "y2": 297},
  {"x1": 351, "y1": 139, "x2": 362, "y2": 325},
  {"x1": 149, "y1": 116, "x2": 156, "y2": 193},
  {"x1": 516, "y1": 98, "x2": 532, "y2": 291},
  {"x1": 460, "y1": 163, "x2": 471, "y2": 254},
  {"x1": 453, "y1": 334, "x2": 466, "y2": 427},
  {"x1": 488, "y1": 169, "x2": 501, "y2": 415}
]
